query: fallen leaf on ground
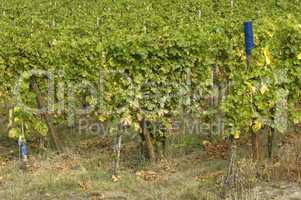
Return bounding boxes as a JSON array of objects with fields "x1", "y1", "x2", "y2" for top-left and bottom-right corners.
[
  {"x1": 195, "y1": 171, "x2": 224, "y2": 182},
  {"x1": 79, "y1": 180, "x2": 92, "y2": 191},
  {"x1": 135, "y1": 170, "x2": 159, "y2": 181},
  {"x1": 112, "y1": 175, "x2": 120, "y2": 182},
  {"x1": 90, "y1": 192, "x2": 104, "y2": 200}
]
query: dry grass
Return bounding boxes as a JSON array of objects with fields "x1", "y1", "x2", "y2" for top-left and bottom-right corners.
[
  {"x1": 1, "y1": 132, "x2": 301, "y2": 200},
  {"x1": 259, "y1": 133, "x2": 301, "y2": 183},
  {"x1": 0, "y1": 141, "x2": 225, "y2": 200}
]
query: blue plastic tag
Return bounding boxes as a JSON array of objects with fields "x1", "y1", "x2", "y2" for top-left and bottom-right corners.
[
  {"x1": 244, "y1": 21, "x2": 254, "y2": 55},
  {"x1": 21, "y1": 144, "x2": 28, "y2": 157}
]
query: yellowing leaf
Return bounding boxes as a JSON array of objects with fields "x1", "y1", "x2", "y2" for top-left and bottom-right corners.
[
  {"x1": 112, "y1": 175, "x2": 120, "y2": 182},
  {"x1": 260, "y1": 84, "x2": 268, "y2": 94},
  {"x1": 14, "y1": 106, "x2": 21, "y2": 112},
  {"x1": 8, "y1": 128, "x2": 20, "y2": 138},
  {"x1": 263, "y1": 48, "x2": 272, "y2": 65},
  {"x1": 267, "y1": 31, "x2": 273, "y2": 38},
  {"x1": 202, "y1": 140, "x2": 211, "y2": 146},
  {"x1": 133, "y1": 122, "x2": 141, "y2": 132},
  {"x1": 252, "y1": 120, "x2": 262, "y2": 132},
  {"x1": 121, "y1": 114, "x2": 132, "y2": 126},
  {"x1": 233, "y1": 130, "x2": 240, "y2": 139},
  {"x1": 297, "y1": 52, "x2": 301, "y2": 60},
  {"x1": 98, "y1": 115, "x2": 107, "y2": 122},
  {"x1": 245, "y1": 82, "x2": 256, "y2": 93},
  {"x1": 34, "y1": 121, "x2": 48, "y2": 136}
]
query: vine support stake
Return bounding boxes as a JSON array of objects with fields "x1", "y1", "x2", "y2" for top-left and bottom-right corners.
[
  {"x1": 32, "y1": 77, "x2": 64, "y2": 153},
  {"x1": 112, "y1": 124, "x2": 123, "y2": 178},
  {"x1": 251, "y1": 129, "x2": 260, "y2": 161},
  {"x1": 223, "y1": 136, "x2": 238, "y2": 195},
  {"x1": 267, "y1": 128, "x2": 274, "y2": 159},
  {"x1": 140, "y1": 119, "x2": 156, "y2": 162},
  {"x1": 268, "y1": 108, "x2": 275, "y2": 159},
  {"x1": 244, "y1": 21, "x2": 259, "y2": 161}
]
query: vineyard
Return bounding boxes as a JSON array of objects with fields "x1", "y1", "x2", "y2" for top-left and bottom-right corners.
[{"x1": 0, "y1": 0, "x2": 301, "y2": 199}]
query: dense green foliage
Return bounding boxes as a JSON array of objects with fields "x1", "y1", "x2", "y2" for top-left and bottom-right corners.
[{"x1": 0, "y1": 0, "x2": 301, "y2": 140}]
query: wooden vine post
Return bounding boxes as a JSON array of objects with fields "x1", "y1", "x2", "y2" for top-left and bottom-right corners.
[
  {"x1": 139, "y1": 119, "x2": 156, "y2": 162},
  {"x1": 251, "y1": 128, "x2": 260, "y2": 160},
  {"x1": 224, "y1": 21, "x2": 255, "y2": 191},
  {"x1": 31, "y1": 77, "x2": 64, "y2": 153},
  {"x1": 267, "y1": 127, "x2": 274, "y2": 159},
  {"x1": 224, "y1": 135, "x2": 238, "y2": 189},
  {"x1": 267, "y1": 108, "x2": 275, "y2": 159}
]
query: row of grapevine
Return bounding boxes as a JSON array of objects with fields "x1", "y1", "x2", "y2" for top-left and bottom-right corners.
[{"x1": 0, "y1": 0, "x2": 300, "y2": 160}]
